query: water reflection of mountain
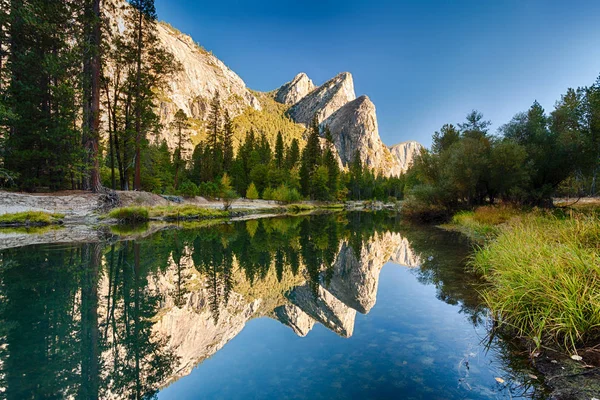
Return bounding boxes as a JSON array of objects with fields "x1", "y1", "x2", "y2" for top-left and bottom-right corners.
[{"x1": 0, "y1": 213, "x2": 483, "y2": 399}]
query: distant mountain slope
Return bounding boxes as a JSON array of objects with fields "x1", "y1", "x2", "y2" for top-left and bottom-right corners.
[{"x1": 104, "y1": 0, "x2": 422, "y2": 176}]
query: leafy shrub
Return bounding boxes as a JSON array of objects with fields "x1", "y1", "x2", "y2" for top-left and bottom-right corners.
[
  {"x1": 198, "y1": 181, "x2": 220, "y2": 199},
  {"x1": 272, "y1": 185, "x2": 302, "y2": 204},
  {"x1": 178, "y1": 180, "x2": 199, "y2": 198}
]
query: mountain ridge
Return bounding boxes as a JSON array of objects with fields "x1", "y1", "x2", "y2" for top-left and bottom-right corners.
[{"x1": 105, "y1": 0, "x2": 421, "y2": 176}]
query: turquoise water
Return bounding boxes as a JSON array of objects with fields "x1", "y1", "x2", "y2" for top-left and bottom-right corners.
[{"x1": 0, "y1": 213, "x2": 545, "y2": 399}]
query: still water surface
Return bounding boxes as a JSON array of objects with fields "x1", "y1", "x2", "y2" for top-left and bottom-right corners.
[{"x1": 0, "y1": 213, "x2": 545, "y2": 399}]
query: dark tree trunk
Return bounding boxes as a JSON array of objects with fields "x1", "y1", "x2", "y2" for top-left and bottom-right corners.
[{"x1": 82, "y1": 0, "x2": 102, "y2": 193}]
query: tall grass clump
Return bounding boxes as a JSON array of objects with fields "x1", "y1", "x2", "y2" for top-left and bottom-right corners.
[
  {"x1": 472, "y1": 214, "x2": 600, "y2": 352},
  {"x1": 451, "y1": 205, "x2": 524, "y2": 241},
  {"x1": 107, "y1": 207, "x2": 150, "y2": 223}
]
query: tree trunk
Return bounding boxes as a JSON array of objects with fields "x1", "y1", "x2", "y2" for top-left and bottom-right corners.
[
  {"x1": 82, "y1": 0, "x2": 102, "y2": 193},
  {"x1": 133, "y1": 10, "x2": 143, "y2": 190}
]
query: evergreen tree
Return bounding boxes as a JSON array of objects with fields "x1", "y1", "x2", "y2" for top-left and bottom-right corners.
[
  {"x1": 5, "y1": 0, "x2": 82, "y2": 190},
  {"x1": 207, "y1": 92, "x2": 223, "y2": 179},
  {"x1": 171, "y1": 109, "x2": 190, "y2": 189},
  {"x1": 82, "y1": 0, "x2": 103, "y2": 192},
  {"x1": 431, "y1": 124, "x2": 460, "y2": 154},
  {"x1": 300, "y1": 116, "x2": 323, "y2": 198},
  {"x1": 274, "y1": 131, "x2": 285, "y2": 168},
  {"x1": 286, "y1": 138, "x2": 300, "y2": 169},
  {"x1": 349, "y1": 150, "x2": 363, "y2": 199},
  {"x1": 222, "y1": 110, "x2": 234, "y2": 173},
  {"x1": 322, "y1": 126, "x2": 340, "y2": 198}
]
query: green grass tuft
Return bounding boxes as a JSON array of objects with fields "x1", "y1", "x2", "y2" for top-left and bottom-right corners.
[
  {"x1": 107, "y1": 207, "x2": 150, "y2": 223},
  {"x1": 0, "y1": 211, "x2": 64, "y2": 225},
  {"x1": 148, "y1": 205, "x2": 228, "y2": 220},
  {"x1": 472, "y1": 214, "x2": 600, "y2": 352}
]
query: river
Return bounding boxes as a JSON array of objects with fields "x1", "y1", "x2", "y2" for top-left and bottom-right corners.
[{"x1": 0, "y1": 212, "x2": 547, "y2": 399}]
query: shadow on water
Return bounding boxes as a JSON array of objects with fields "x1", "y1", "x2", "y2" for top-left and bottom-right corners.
[{"x1": 0, "y1": 212, "x2": 548, "y2": 399}]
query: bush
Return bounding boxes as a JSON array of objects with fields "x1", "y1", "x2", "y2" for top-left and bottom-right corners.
[
  {"x1": 272, "y1": 184, "x2": 302, "y2": 204},
  {"x1": 262, "y1": 187, "x2": 275, "y2": 201},
  {"x1": 107, "y1": 207, "x2": 149, "y2": 223},
  {"x1": 246, "y1": 182, "x2": 259, "y2": 200},
  {"x1": 472, "y1": 214, "x2": 600, "y2": 351},
  {"x1": 198, "y1": 181, "x2": 220, "y2": 199},
  {"x1": 178, "y1": 181, "x2": 199, "y2": 198}
]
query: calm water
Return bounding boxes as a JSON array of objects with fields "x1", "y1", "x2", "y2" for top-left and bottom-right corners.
[{"x1": 0, "y1": 212, "x2": 546, "y2": 399}]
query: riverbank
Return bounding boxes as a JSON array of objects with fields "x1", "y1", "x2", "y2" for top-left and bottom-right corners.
[
  {"x1": 445, "y1": 203, "x2": 600, "y2": 399},
  {"x1": 0, "y1": 190, "x2": 356, "y2": 250}
]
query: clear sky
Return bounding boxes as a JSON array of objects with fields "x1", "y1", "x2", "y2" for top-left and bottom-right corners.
[{"x1": 154, "y1": 0, "x2": 600, "y2": 147}]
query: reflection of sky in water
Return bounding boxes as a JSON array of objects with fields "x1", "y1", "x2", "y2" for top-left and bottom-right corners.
[{"x1": 160, "y1": 264, "x2": 534, "y2": 400}]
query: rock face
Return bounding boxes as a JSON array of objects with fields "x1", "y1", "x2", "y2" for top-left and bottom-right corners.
[
  {"x1": 275, "y1": 73, "x2": 316, "y2": 105},
  {"x1": 103, "y1": 0, "x2": 261, "y2": 149},
  {"x1": 326, "y1": 232, "x2": 421, "y2": 314},
  {"x1": 104, "y1": 1, "x2": 423, "y2": 174},
  {"x1": 287, "y1": 72, "x2": 356, "y2": 126},
  {"x1": 274, "y1": 304, "x2": 316, "y2": 337},
  {"x1": 388, "y1": 141, "x2": 424, "y2": 173},
  {"x1": 323, "y1": 96, "x2": 402, "y2": 177}
]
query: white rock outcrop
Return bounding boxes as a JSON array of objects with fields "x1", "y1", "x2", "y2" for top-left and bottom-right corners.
[
  {"x1": 287, "y1": 72, "x2": 356, "y2": 126},
  {"x1": 388, "y1": 141, "x2": 424, "y2": 173},
  {"x1": 275, "y1": 73, "x2": 316, "y2": 105},
  {"x1": 323, "y1": 96, "x2": 402, "y2": 177}
]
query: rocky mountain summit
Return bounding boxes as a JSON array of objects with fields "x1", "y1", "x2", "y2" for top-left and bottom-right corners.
[
  {"x1": 105, "y1": 0, "x2": 422, "y2": 176},
  {"x1": 275, "y1": 73, "x2": 316, "y2": 105}
]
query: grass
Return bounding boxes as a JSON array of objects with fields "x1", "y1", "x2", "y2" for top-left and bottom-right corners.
[
  {"x1": 107, "y1": 207, "x2": 150, "y2": 223},
  {"x1": 471, "y1": 213, "x2": 600, "y2": 352},
  {"x1": 447, "y1": 205, "x2": 524, "y2": 242},
  {"x1": 148, "y1": 205, "x2": 228, "y2": 220},
  {"x1": 0, "y1": 211, "x2": 65, "y2": 225}
]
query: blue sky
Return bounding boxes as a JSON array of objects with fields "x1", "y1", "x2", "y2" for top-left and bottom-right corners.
[{"x1": 155, "y1": 0, "x2": 600, "y2": 147}]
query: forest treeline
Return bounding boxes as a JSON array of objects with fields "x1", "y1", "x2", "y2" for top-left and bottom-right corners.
[
  {"x1": 0, "y1": 0, "x2": 401, "y2": 201},
  {"x1": 403, "y1": 78, "x2": 600, "y2": 219}
]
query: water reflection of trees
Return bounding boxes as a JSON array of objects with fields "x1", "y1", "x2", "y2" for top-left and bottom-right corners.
[
  {"x1": 0, "y1": 212, "x2": 495, "y2": 398},
  {"x1": 0, "y1": 242, "x2": 178, "y2": 400},
  {"x1": 397, "y1": 224, "x2": 488, "y2": 325}
]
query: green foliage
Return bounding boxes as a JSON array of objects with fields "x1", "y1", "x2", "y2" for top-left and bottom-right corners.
[
  {"x1": 178, "y1": 180, "x2": 199, "y2": 197},
  {"x1": 246, "y1": 182, "x2": 259, "y2": 200},
  {"x1": 220, "y1": 173, "x2": 238, "y2": 211},
  {"x1": 271, "y1": 184, "x2": 302, "y2": 204},
  {"x1": 149, "y1": 205, "x2": 227, "y2": 220},
  {"x1": 0, "y1": 211, "x2": 64, "y2": 225},
  {"x1": 472, "y1": 213, "x2": 600, "y2": 351},
  {"x1": 108, "y1": 207, "x2": 150, "y2": 223}
]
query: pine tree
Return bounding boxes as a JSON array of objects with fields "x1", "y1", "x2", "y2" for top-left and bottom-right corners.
[
  {"x1": 82, "y1": 0, "x2": 102, "y2": 192},
  {"x1": 222, "y1": 110, "x2": 234, "y2": 173},
  {"x1": 207, "y1": 92, "x2": 223, "y2": 180},
  {"x1": 274, "y1": 131, "x2": 284, "y2": 168},
  {"x1": 299, "y1": 115, "x2": 322, "y2": 198},
  {"x1": 350, "y1": 150, "x2": 363, "y2": 199},
  {"x1": 5, "y1": 0, "x2": 82, "y2": 190},
  {"x1": 171, "y1": 109, "x2": 190, "y2": 189},
  {"x1": 286, "y1": 138, "x2": 300, "y2": 169},
  {"x1": 322, "y1": 126, "x2": 340, "y2": 198}
]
